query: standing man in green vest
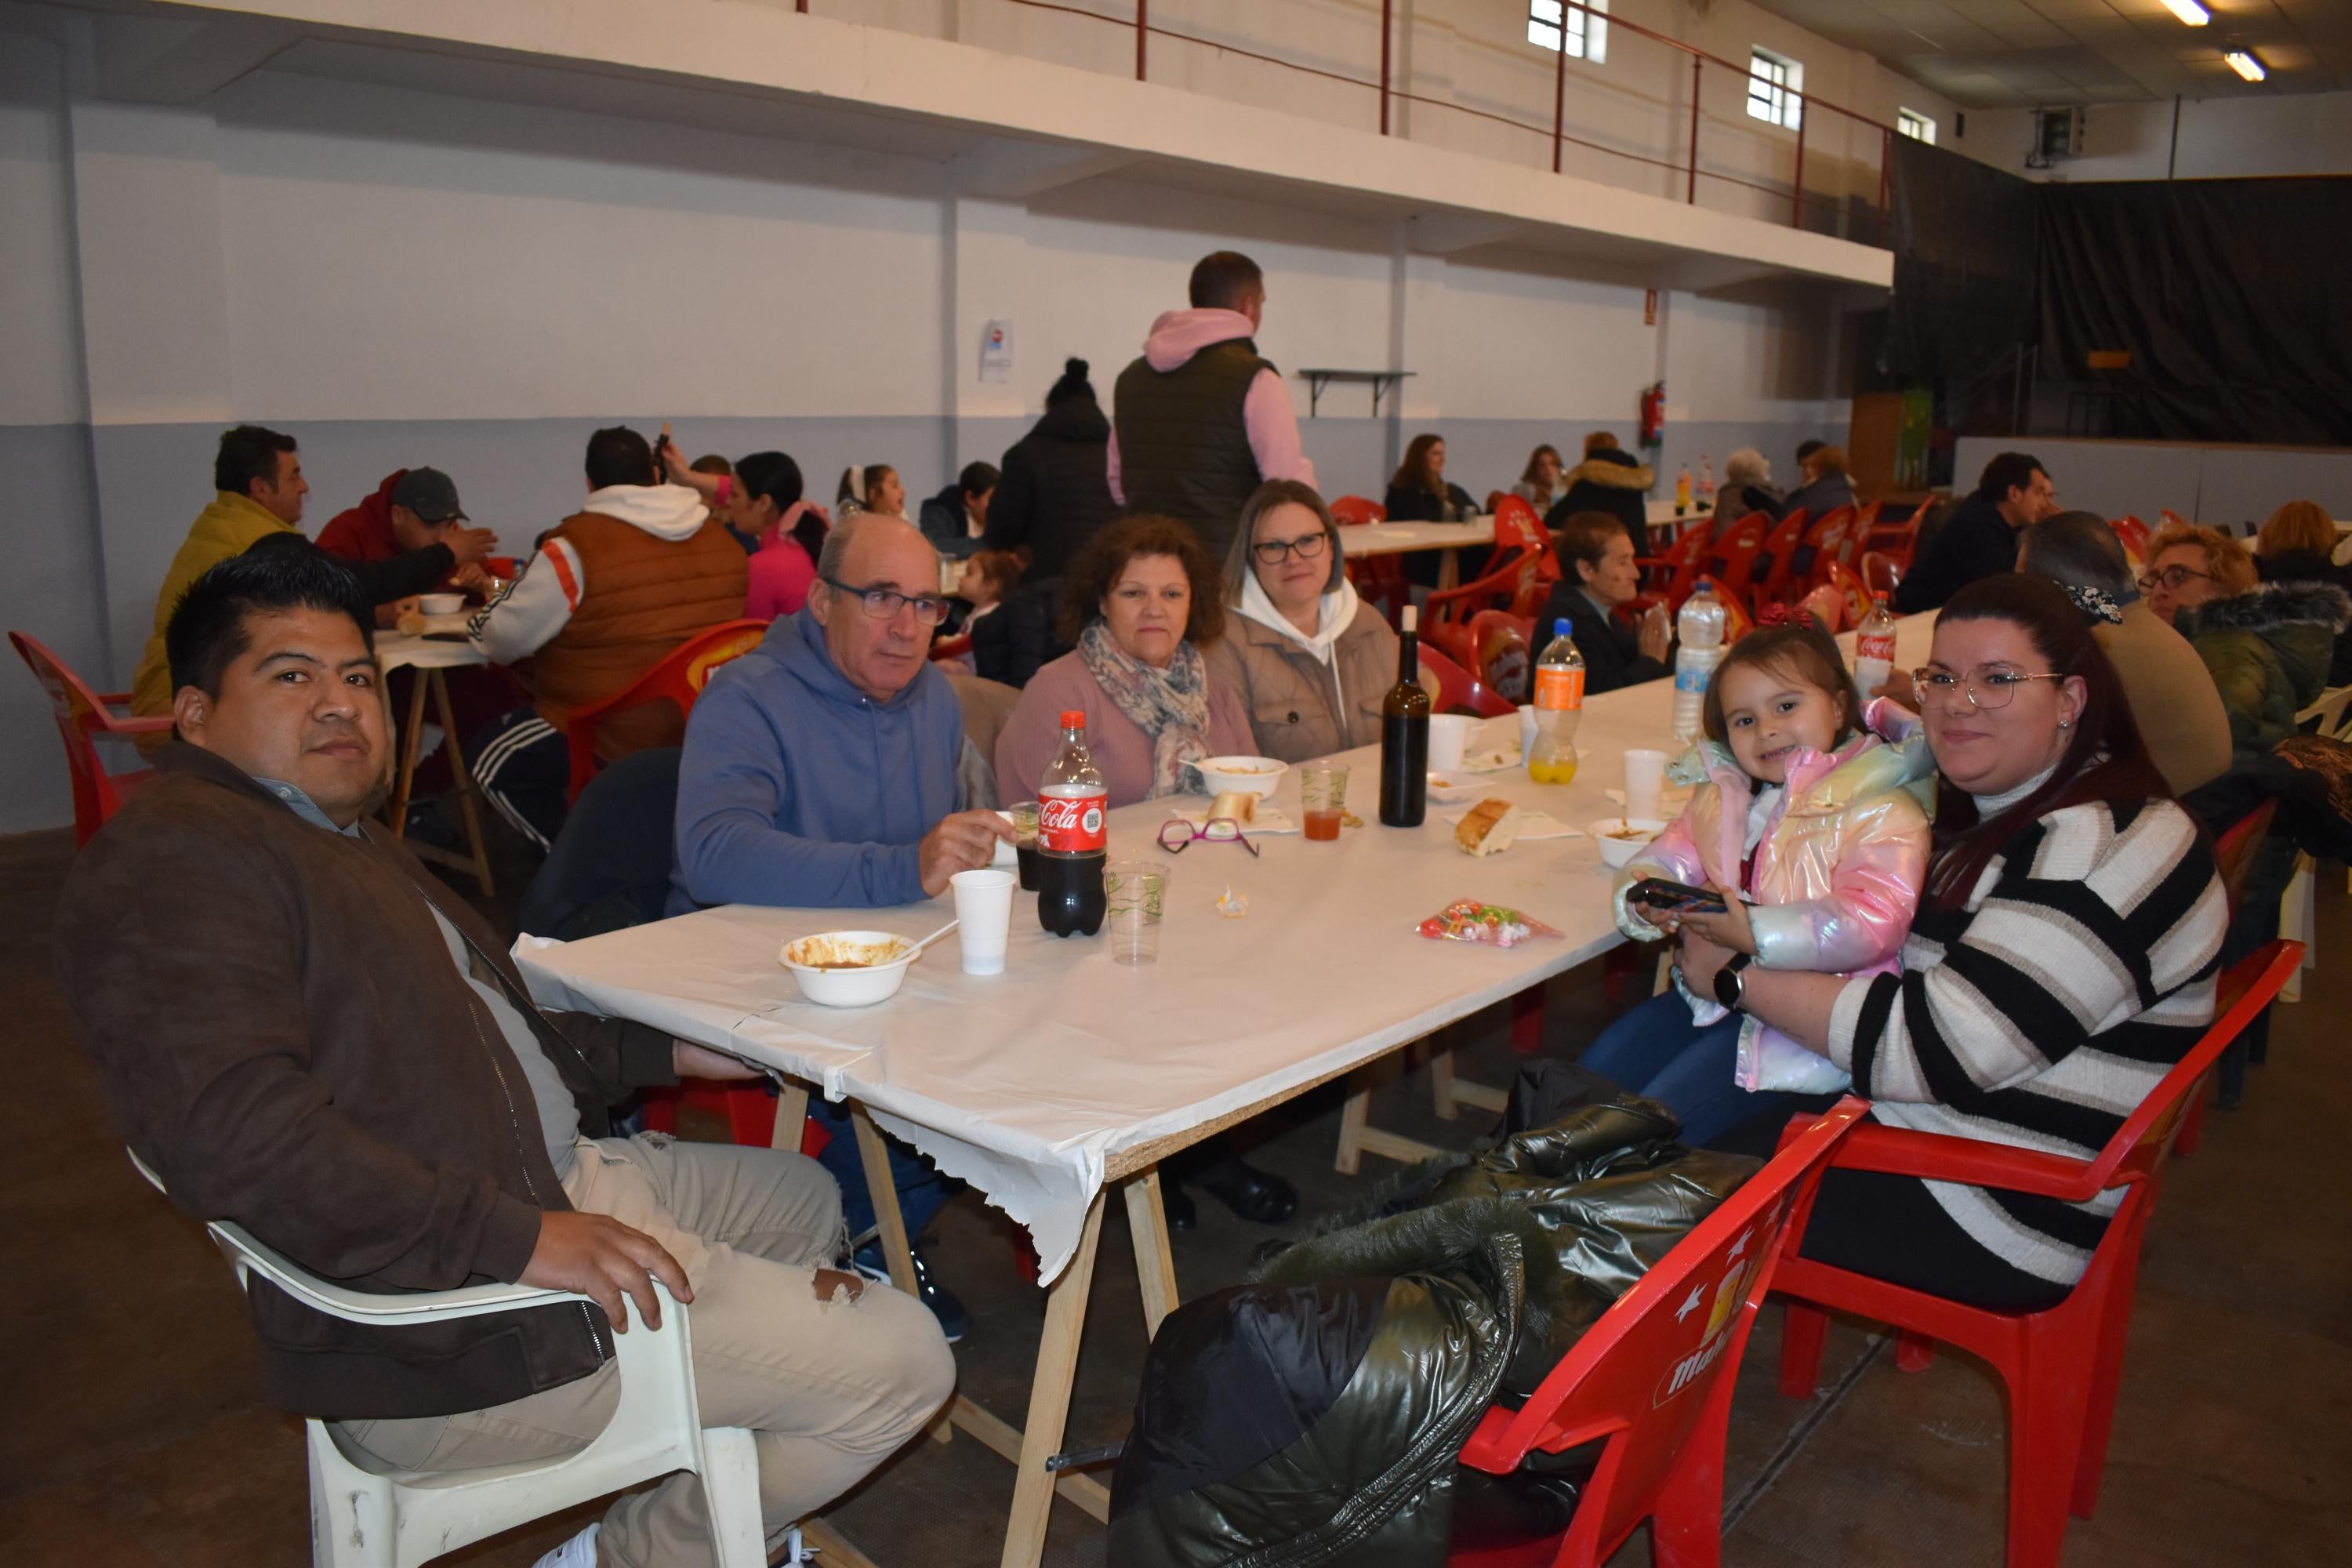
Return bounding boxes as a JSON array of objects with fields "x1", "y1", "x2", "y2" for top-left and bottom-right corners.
[{"x1": 1110, "y1": 251, "x2": 1316, "y2": 563}]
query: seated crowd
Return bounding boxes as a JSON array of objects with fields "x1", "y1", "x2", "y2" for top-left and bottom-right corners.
[{"x1": 64, "y1": 247, "x2": 2345, "y2": 1565}]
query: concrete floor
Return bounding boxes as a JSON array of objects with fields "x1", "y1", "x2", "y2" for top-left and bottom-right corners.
[{"x1": 2, "y1": 822, "x2": 2347, "y2": 1566}]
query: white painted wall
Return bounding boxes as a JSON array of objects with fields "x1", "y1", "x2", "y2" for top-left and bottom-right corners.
[{"x1": 1955, "y1": 91, "x2": 2352, "y2": 183}]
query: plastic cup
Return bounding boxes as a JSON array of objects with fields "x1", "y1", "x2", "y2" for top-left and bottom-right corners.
[
  {"x1": 949, "y1": 868, "x2": 1017, "y2": 975},
  {"x1": 1516, "y1": 703, "x2": 1538, "y2": 757},
  {"x1": 1624, "y1": 749, "x2": 1669, "y2": 822},
  {"x1": 1301, "y1": 764, "x2": 1348, "y2": 842},
  {"x1": 1103, "y1": 859, "x2": 1169, "y2": 965},
  {"x1": 1426, "y1": 713, "x2": 1475, "y2": 772},
  {"x1": 999, "y1": 800, "x2": 1040, "y2": 885}
]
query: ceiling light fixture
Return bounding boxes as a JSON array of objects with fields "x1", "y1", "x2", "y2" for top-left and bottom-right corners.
[
  {"x1": 2225, "y1": 50, "x2": 2267, "y2": 82},
  {"x1": 2160, "y1": 0, "x2": 2210, "y2": 25}
]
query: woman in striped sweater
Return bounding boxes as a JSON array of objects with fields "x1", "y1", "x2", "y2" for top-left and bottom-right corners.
[{"x1": 1668, "y1": 573, "x2": 2227, "y2": 1308}]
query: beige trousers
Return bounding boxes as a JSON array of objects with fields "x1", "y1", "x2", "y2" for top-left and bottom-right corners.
[{"x1": 340, "y1": 1134, "x2": 956, "y2": 1567}]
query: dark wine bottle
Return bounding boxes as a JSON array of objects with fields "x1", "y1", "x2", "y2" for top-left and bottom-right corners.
[{"x1": 1379, "y1": 604, "x2": 1431, "y2": 826}]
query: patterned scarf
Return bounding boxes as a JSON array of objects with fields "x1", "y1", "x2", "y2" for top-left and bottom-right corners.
[
  {"x1": 1077, "y1": 619, "x2": 1214, "y2": 800},
  {"x1": 2063, "y1": 583, "x2": 2126, "y2": 626}
]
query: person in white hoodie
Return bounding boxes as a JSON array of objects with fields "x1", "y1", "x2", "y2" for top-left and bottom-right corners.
[
  {"x1": 1204, "y1": 480, "x2": 1401, "y2": 764},
  {"x1": 1109, "y1": 250, "x2": 1316, "y2": 563},
  {"x1": 465, "y1": 426, "x2": 748, "y2": 849}
]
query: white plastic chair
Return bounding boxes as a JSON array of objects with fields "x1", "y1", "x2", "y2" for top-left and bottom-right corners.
[
  {"x1": 130, "y1": 1153, "x2": 765, "y2": 1566},
  {"x1": 2281, "y1": 684, "x2": 2352, "y2": 1002}
]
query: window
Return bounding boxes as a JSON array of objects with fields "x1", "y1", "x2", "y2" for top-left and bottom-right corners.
[
  {"x1": 1897, "y1": 107, "x2": 1936, "y2": 144},
  {"x1": 1527, "y1": 1, "x2": 1608, "y2": 66},
  {"x1": 1747, "y1": 47, "x2": 1802, "y2": 131}
]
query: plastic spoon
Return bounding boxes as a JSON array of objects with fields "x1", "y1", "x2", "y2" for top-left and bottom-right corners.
[{"x1": 906, "y1": 920, "x2": 960, "y2": 960}]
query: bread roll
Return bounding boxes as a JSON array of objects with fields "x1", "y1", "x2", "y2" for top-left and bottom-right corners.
[
  {"x1": 1207, "y1": 791, "x2": 1258, "y2": 825},
  {"x1": 1454, "y1": 798, "x2": 1524, "y2": 857}
]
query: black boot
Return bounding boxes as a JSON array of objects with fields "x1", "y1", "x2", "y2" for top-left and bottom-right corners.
[{"x1": 1192, "y1": 1158, "x2": 1298, "y2": 1225}]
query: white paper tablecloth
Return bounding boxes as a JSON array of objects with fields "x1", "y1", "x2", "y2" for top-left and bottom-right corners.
[
  {"x1": 377, "y1": 626, "x2": 488, "y2": 671},
  {"x1": 1340, "y1": 517, "x2": 1497, "y2": 557},
  {"x1": 514, "y1": 615, "x2": 1939, "y2": 1282}
]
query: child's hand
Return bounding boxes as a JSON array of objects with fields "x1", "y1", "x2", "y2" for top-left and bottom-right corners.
[{"x1": 1674, "y1": 881, "x2": 1755, "y2": 956}]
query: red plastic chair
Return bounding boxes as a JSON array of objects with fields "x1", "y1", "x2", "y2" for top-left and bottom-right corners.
[
  {"x1": 1467, "y1": 610, "x2": 1534, "y2": 705},
  {"x1": 1824, "y1": 561, "x2": 1875, "y2": 632},
  {"x1": 1449, "y1": 1098, "x2": 1867, "y2": 1568},
  {"x1": 1425, "y1": 499, "x2": 1550, "y2": 667},
  {"x1": 927, "y1": 633, "x2": 973, "y2": 662},
  {"x1": 2110, "y1": 515, "x2": 2151, "y2": 567},
  {"x1": 1744, "y1": 509, "x2": 1812, "y2": 612},
  {"x1": 1628, "y1": 517, "x2": 1715, "y2": 619},
  {"x1": 1696, "y1": 514, "x2": 1771, "y2": 615},
  {"x1": 1417, "y1": 644, "x2": 1515, "y2": 720},
  {"x1": 1333, "y1": 495, "x2": 1409, "y2": 623},
  {"x1": 640, "y1": 1083, "x2": 830, "y2": 1157},
  {"x1": 1792, "y1": 506, "x2": 1859, "y2": 593},
  {"x1": 2159, "y1": 508, "x2": 2190, "y2": 533},
  {"x1": 1771, "y1": 941, "x2": 2303, "y2": 1568},
  {"x1": 564, "y1": 619, "x2": 768, "y2": 804},
  {"x1": 1859, "y1": 550, "x2": 1903, "y2": 601},
  {"x1": 1330, "y1": 495, "x2": 1388, "y2": 526},
  {"x1": 11, "y1": 631, "x2": 173, "y2": 848}
]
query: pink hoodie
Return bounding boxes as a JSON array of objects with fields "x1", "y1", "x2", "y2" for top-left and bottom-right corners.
[{"x1": 1106, "y1": 307, "x2": 1316, "y2": 502}]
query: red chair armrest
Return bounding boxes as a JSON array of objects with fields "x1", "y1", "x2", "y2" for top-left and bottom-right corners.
[
  {"x1": 1774, "y1": 1115, "x2": 2103, "y2": 1202},
  {"x1": 112, "y1": 715, "x2": 175, "y2": 735}
]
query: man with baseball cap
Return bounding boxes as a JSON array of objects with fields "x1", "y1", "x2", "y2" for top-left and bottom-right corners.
[{"x1": 317, "y1": 466, "x2": 501, "y2": 621}]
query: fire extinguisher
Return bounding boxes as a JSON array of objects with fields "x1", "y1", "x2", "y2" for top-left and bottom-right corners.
[{"x1": 1639, "y1": 382, "x2": 1665, "y2": 448}]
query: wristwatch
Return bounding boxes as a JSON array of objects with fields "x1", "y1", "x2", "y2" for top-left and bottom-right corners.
[{"x1": 1714, "y1": 952, "x2": 1755, "y2": 1011}]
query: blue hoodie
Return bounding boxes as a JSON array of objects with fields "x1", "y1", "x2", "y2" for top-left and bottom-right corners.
[{"x1": 668, "y1": 607, "x2": 965, "y2": 913}]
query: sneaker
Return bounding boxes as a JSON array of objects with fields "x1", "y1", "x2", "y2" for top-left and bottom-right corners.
[
  {"x1": 531, "y1": 1523, "x2": 599, "y2": 1568},
  {"x1": 851, "y1": 1238, "x2": 971, "y2": 1344}
]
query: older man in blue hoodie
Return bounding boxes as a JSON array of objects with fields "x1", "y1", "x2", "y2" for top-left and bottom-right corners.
[{"x1": 671, "y1": 510, "x2": 1011, "y2": 1338}]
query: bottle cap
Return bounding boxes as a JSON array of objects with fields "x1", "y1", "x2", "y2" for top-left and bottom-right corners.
[
  {"x1": 1059, "y1": 710, "x2": 1086, "y2": 728},
  {"x1": 1554, "y1": 618, "x2": 1571, "y2": 637}
]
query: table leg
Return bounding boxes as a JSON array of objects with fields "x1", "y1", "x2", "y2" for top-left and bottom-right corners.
[
  {"x1": 1436, "y1": 547, "x2": 1461, "y2": 592},
  {"x1": 1000, "y1": 1191, "x2": 1105, "y2": 1568},
  {"x1": 771, "y1": 1079, "x2": 809, "y2": 1152},
  {"x1": 1428, "y1": 1036, "x2": 1460, "y2": 1121},
  {"x1": 386, "y1": 669, "x2": 430, "y2": 837},
  {"x1": 427, "y1": 669, "x2": 495, "y2": 896},
  {"x1": 848, "y1": 1102, "x2": 951, "y2": 1445},
  {"x1": 1121, "y1": 1170, "x2": 1178, "y2": 1338}
]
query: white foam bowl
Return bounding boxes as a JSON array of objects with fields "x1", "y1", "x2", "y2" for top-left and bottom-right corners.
[
  {"x1": 779, "y1": 930, "x2": 917, "y2": 1007},
  {"x1": 417, "y1": 593, "x2": 466, "y2": 616},
  {"x1": 1592, "y1": 818, "x2": 1670, "y2": 869},
  {"x1": 1196, "y1": 755, "x2": 1289, "y2": 799}
]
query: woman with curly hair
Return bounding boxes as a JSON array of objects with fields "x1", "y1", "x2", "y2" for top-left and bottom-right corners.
[{"x1": 994, "y1": 515, "x2": 1254, "y2": 807}]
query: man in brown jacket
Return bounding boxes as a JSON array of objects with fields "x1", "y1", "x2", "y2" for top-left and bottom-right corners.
[
  {"x1": 466, "y1": 425, "x2": 750, "y2": 850},
  {"x1": 54, "y1": 549, "x2": 951, "y2": 1568}
]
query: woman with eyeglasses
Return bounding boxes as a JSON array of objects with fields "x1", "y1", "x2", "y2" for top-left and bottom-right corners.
[
  {"x1": 1664, "y1": 573, "x2": 2225, "y2": 1310},
  {"x1": 2143, "y1": 521, "x2": 2346, "y2": 758},
  {"x1": 994, "y1": 515, "x2": 1254, "y2": 808},
  {"x1": 1200, "y1": 481, "x2": 1400, "y2": 764}
]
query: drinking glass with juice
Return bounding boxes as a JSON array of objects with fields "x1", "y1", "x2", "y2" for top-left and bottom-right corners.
[{"x1": 1301, "y1": 764, "x2": 1348, "y2": 840}]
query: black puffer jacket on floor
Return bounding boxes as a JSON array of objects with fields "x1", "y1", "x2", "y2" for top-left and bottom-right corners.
[{"x1": 1107, "y1": 1067, "x2": 1755, "y2": 1567}]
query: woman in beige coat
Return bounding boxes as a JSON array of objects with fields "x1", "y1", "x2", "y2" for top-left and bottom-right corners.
[{"x1": 1204, "y1": 481, "x2": 1402, "y2": 764}]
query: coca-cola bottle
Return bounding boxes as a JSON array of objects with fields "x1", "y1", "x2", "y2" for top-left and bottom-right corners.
[{"x1": 1036, "y1": 710, "x2": 1108, "y2": 937}]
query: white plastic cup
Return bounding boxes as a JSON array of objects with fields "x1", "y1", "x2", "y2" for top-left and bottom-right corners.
[
  {"x1": 949, "y1": 868, "x2": 1017, "y2": 975},
  {"x1": 1516, "y1": 703, "x2": 1538, "y2": 757},
  {"x1": 1624, "y1": 749, "x2": 1669, "y2": 822},
  {"x1": 1427, "y1": 713, "x2": 1476, "y2": 772}
]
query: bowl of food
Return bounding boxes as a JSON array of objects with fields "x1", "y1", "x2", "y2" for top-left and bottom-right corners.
[
  {"x1": 1591, "y1": 818, "x2": 1669, "y2": 869},
  {"x1": 779, "y1": 931, "x2": 918, "y2": 1007},
  {"x1": 417, "y1": 592, "x2": 467, "y2": 617},
  {"x1": 1195, "y1": 756, "x2": 1288, "y2": 800}
]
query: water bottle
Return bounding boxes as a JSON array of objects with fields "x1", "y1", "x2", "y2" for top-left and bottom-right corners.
[
  {"x1": 1528, "y1": 618, "x2": 1584, "y2": 785},
  {"x1": 1672, "y1": 579, "x2": 1727, "y2": 743},
  {"x1": 1698, "y1": 453, "x2": 1716, "y2": 500},
  {"x1": 1853, "y1": 592, "x2": 1897, "y2": 702}
]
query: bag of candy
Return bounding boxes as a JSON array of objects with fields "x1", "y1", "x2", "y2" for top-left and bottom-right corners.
[{"x1": 1416, "y1": 899, "x2": 1561, "y2": 949}]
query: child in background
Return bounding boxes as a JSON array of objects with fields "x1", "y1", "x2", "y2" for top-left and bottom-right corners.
[
  {"x1": 1581, "y1": 625, "x2": 1932, "y2": 1144},
  {"x1": 952, "y1": 548, "x2": 1024, "y2": 676}
]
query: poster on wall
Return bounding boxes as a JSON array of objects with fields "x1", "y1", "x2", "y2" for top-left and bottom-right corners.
[{"x1": 980, "y1": 319, "x2": 1014, "y2": 383}]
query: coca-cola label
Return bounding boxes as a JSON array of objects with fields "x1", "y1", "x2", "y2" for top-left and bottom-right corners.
[
  {"x1": 1534, "y1": 665, "x2": 1585, "y2": 712},
  {"x1": 1039, "y1": 789, "x2": 1107, "y2": 853},
  {"x1": 1857, "y1": 633, "x2": 1896, "y2": 662}
]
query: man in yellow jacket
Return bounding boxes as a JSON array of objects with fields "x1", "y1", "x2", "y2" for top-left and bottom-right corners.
[{"x1": 130, "y1": 426, "x2": 311, "y2": 725}]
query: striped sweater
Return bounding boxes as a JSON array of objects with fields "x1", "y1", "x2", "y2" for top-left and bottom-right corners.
[{"x1": 1826, "y1": 797, "x2": 2225, "y2": 1287}]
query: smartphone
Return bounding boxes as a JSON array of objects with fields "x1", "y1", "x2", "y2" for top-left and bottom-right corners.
[{"x1": 1627, "y1": 877, "x2": 1728, "y2": 916}]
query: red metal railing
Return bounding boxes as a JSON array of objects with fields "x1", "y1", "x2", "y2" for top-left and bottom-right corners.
[{"x1": 794, "y1": 1, "x2": 1901, "y2": 238}]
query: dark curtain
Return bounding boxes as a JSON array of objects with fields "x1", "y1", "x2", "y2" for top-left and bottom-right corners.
[
  {"x1": 1882, "y1": 138, "x2": 2037, "y2": 386},
  {"x1": 2036, "y1": 176, "x2": 2352, "y2": 444}
]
